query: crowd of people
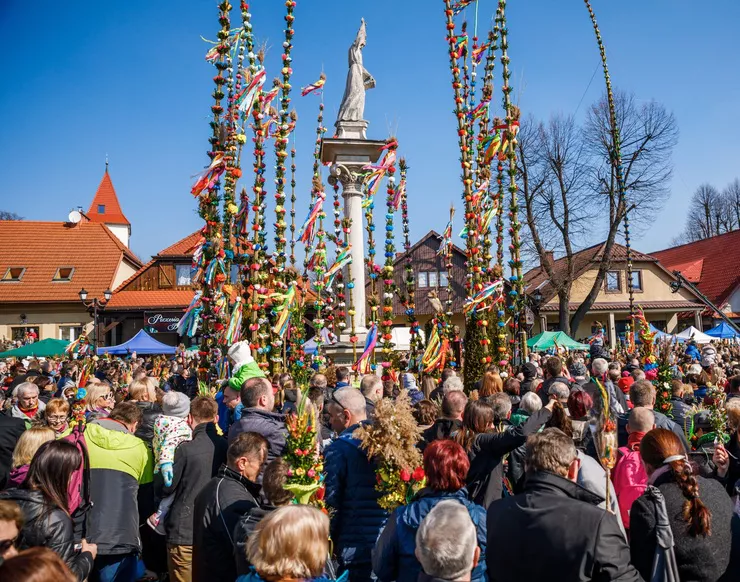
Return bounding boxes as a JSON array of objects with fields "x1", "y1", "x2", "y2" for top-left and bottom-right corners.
[{"x1": 0, "y1": 339, "x2": 739, "y2": 582}]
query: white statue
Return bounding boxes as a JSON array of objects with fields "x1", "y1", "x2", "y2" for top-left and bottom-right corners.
[{"x1": 336, "y1": 19, "x2": 375, "y2": 124}]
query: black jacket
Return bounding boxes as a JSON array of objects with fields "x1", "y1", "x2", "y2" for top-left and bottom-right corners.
[
  {"x1": 630, "y1": 473, "x2": 737, "y2": 582},
  {"x1": 233, "y1": 505, "x2": 276, "y2": 576},
  {"x1": 0, "y1": 488, "x2": 94, "y2": 581},
  {"x1": 134, "y1": 401, "x2": 162, "y2": 445},
  {"x1": 486, "y1": 471, "x2": 641, "y2": 582},
  {"x1": 228, "y1": 408, "x2": 287, "y2": 465},
  {"x1": 421, "y1": 418, "x2": 462, "y2": 449},
  {"x1": 466, "y1": 407, "x2": 552, "y2": 508},
  {"x1": 192, "y1": 465, "x2": 261, "y2": 582},
  {"x1": 163, "y1": 422, "x2": 227, "y2": 546},
  {"x1": 0, "y1": 414, "x2": 26, "y2": 488}
]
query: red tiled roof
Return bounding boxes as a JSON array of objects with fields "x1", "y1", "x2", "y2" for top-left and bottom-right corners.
[
  {"x1": 86, "y1": 170, "x2": 130, "y2": 226},
  {"x1": 106, "y1": 290, "x2": 195, "y2": 311},
  {"x1": 0, "y1": 221, "x2": 142, "y2": 303},
  {"x1": 651, "y1": 230, "x2": 740, "y2": 308},
  {"x1": 524, "y1": 241, "x2": 660, "y2": 304},
  {"x1": 540, "y1": 300, "x2": 704, "y2": 313},
  {"x1": 157, "y1": 231, "x2": 201, "y2": 257}
]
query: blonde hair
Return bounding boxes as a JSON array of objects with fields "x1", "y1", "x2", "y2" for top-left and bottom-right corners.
[
  {"x1": 128, "y1": 379, "x2": 156, "y2": 402},
  {"x1": 12, "y1": 427, "x2": 55, "y2": 468},
  {"x1": 86, "y1": 384, "x2": 112, "y2": 412},
  {"x1": 727, "y1": 399, "x2": 740, "y2": 433},
  {"x1": 246, "y1": 505, "x2": 329, "y2": 579}
]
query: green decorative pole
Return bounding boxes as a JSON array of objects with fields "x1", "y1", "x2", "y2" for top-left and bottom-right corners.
[{"x1": 497, "y1": 0, "x2": 526, "y2": 364}]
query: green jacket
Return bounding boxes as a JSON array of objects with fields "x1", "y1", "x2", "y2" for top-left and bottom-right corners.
[
  {"x1": 85, "y1": 420, "x2": 154, "y2": 556},
  {"x1": 228, "y1": 361, "x2": 266, "y2": 392}
]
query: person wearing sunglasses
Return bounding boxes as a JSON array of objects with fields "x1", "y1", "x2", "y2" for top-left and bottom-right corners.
[
  {"x1": 0, "y1": 500, "x2": 23, "y2": 566},
  {"x1": 85, "y1": 384, "x2": 115, "y2": 422}
]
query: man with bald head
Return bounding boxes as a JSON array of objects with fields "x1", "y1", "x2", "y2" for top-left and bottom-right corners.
[
  {"x1": 360, "y1": 374, "x2": 383, "y2": 420},
  {"x1": 228, "y1": 376, "x2": 286, "y2": 467},
  {"x1": 324, "y1": 388, "x2": 387, "y2": 582}
]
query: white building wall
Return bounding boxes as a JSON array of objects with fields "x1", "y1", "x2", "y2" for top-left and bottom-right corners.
[{"x1": 107, "y1": 224, "x2": 130, "y2": 248}]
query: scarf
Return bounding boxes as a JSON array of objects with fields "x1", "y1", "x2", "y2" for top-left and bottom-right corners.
[
  {"x1": 19, "y1": 405, "x2": 38, "y2": 418},
  {"x1": 627, "y1": 431, "x2": 646, "y2": 451}
]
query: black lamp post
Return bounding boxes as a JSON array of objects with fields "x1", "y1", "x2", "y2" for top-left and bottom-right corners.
[{"x1": 79, "y1": 288, "x2": 112, "y2": 348}]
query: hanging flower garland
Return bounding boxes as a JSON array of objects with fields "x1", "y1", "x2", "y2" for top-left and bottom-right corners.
[
  {"x1": 399, "y1": 159, "x2": 421, "y2": 372},
  {"x1": 497, "y1": 0, "x2": 525, "y2": 364},
  {"x1": 380, "y1": 139, "x2": 399, "y2": 366},
  {"x1": 194, "y1": 0, "x2": 232, "y2": 384}
]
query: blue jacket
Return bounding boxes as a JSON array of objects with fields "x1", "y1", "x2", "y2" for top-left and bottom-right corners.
[
  {"x1": 324, "y1": 424, "x2": 388, "y2": 570},
  {"x1": 372, "y1": 489, "x2": 488, "y2": 582},
  {"x1": 685, "y1": 344, "x2": 701, "y2": 361}
]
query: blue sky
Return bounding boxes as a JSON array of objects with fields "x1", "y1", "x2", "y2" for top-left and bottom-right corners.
[{"x1": 1, "y1": 0, "x2": 738, "y2": 262}]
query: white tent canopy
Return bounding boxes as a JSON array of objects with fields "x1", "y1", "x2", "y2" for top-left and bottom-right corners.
[{"x1": 674, "y1": 326, "x2": 713, "y2": 344}]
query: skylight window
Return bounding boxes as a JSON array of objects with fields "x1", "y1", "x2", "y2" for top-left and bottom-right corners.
[
  {"x1": 98, "y1": 204, "x2": 106, "y2": 214},
  {"x1": 53, "y1": 267, "x2": 75, "y2": 282},
  {"x1": 2, "y1": 267, "x2": 25, "y2": 282}
]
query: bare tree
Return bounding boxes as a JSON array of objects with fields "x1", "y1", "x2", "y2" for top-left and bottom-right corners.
[
  {"x1": 684, "y1": 184, "x2": 722, "y2": 241},
  {"x1": 0, "y1": 211, "x2": 23, "y2": 220},
  {"x1": 721, "y1": 178, "x2": 740, "y2": 231},
  {"x1": 519, "y1": 115, "x2": 592, "y2": 335},
  {"x1": 520, "y1": 91, "x2": 678, "y2": 335}
]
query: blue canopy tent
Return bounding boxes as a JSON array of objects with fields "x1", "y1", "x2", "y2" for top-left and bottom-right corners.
[
  {"x1": 649, "y1": 324, "x2": 675, "y2": 341},
  {"x1": 705, "y1": 321, "x2": 740, "y2": 339},
  {"x1": 97, "y1": 329, "x2": 176, "y2": 355}
]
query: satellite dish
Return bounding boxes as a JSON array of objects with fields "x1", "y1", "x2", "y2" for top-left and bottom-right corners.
[{"x1": 68, "y1": 210, "x2": 82, "y2": 224}]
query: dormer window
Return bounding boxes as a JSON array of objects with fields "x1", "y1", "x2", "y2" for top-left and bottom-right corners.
[
  {"x1": 98, "y1": 204, "x2": 105, "y2": 214},
  {"x1": 2, "y1": 267, "x2": 25, "y2": 282},
  {"x1": 53, "y1": 267, "x2": 75, "y2": 282}
]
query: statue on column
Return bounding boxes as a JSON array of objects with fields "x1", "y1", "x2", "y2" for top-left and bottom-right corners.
[{"x1": 336, "y1": 19, "x2": 375, "y2": 124}]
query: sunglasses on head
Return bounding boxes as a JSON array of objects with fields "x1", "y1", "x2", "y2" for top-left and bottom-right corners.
[{"x1": 330, "y1": 393, "x2": 347, "y2": 412}]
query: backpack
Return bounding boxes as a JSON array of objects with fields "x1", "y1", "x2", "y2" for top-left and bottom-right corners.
[{"x1": 611, "y1": 446, "x2": 648, "y2": 530}]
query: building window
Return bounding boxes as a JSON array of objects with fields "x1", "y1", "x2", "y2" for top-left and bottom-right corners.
[
  {"x1": 428, "y1": 271, "x2": 438, "y2": 288},
  {"x1": 630, "y1": 270, "x2": 643, "y2": 292},
  {"x1": 417, "y1": 272, "x2": 428, "y2": 288},
  {"x1": 11, "y1": 326, "x2": 36, "y2": 341},
  {"x1": 605, "y1": 270, "x2": 621, "y2": 293},
  {"x1": 440, "y1": 271, "x2": 449, "y2": 287},
  {"x1": 1, "y1": 267, "x2": 25, "y2": 282},
  {"x1": 59, "y1": 326, "x2": 83, "y2": 341},
  {"x1": 98, "y1": 204, "x2": 105, "y2": 214},
  {"x1": 52, "y1": 267, "x2": 75, "y2": 282},
  {"x1": 175, "y1": 264, "x2": 192, "y2": 286}
]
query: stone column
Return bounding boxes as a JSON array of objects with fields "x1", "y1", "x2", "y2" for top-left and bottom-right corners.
[
  {"x1": 328, "y1": 166, "x2": 368, "y2": 336},
  {"x1": 321, "y1": 135, "x2": 385, "y2": 343}
]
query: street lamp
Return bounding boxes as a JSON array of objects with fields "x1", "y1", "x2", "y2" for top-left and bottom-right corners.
[{"x1": 79, "y1": 288, "x2": 112, "y2": 348}]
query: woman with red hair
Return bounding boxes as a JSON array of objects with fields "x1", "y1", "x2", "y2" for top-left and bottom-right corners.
[{"x1": 372, "y1": 440, "x2": 487, "y2": 582}]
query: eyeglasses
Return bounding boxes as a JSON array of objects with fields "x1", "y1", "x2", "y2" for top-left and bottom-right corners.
[
  {"x1": 0, "y1": 535, "x2": 18, "y2": 554},
  {"x1": 47, "y1": 415, "x2": 67, "y2": 423}
]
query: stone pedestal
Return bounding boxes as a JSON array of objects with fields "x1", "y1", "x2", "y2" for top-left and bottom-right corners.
[{"x1": 320, "y1": 132, "x2": 385, "y2": 345}]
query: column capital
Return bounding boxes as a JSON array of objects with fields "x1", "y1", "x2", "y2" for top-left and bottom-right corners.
[{"x1": 329, "y1": 163, "x2": 365, "y2": 193}]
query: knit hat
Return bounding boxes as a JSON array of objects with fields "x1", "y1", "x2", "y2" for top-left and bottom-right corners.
[
  {"x1": 227, "y1": 340, "x2": 254, "y2": 369},
  {"x1": 570, "y1": 362, "x2": 588, "y2": 378},
  {"x1": 162, "y1": 391, "x2": 190, "y2": 419}
]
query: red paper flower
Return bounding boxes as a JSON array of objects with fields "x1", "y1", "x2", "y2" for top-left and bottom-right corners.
[
  {"x1": 411, "y1": 467, "x2": 425, "y2": 482},
  {"x1": 399, "y1": 469, "x2": 411, "y2": 483}
]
